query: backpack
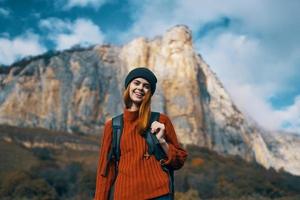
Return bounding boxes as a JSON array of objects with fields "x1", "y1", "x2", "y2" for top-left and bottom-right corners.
[{"x1": 104, "y1": 111, "x2": 174, "y2": 199}]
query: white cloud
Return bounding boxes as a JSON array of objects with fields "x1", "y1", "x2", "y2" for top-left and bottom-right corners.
[
  {"x1": 0, "y1": 8, "x2": 10, "y2": 17},
  {"x1": 197, "y1": 31, "x2": 299, "y2": 90},
  {"x1": 39, "y1": 18, "x2": 104, "y2": 50},
  {"x1": 125, "y1": 0, "x2": 300, "y2": 47},
  {"x1": 226, "y1": 83, "x2": 281, "y2": 131},
  {"x1": 0, "y1": 32, "x2": 46, "y2": 65},
  {"x1": 64, "y1": 0, "x2": 107, "y2": 9},
  {"x1": 228, "y1": 83, "x2": 300, "y2": 133},
  {"x1": 276, "y1": 96, "x2": 300, "y2": 133},
  {"x1": 40, "y1": 18, "x2": 72, "y2": 32}
]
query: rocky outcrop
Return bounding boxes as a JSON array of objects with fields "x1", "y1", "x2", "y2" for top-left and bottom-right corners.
[{"x1": 0, "y1": 25, "x2": 299, "y2": 175}]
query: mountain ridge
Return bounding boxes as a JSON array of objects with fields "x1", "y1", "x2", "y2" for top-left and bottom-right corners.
[{"x1": 0, "y1": 25, "x2": 299, "y2": 175}]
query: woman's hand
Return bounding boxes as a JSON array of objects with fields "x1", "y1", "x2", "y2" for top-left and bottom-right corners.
[{"x1": 150, "y1": 121, "x2": 167, "y2": 144}]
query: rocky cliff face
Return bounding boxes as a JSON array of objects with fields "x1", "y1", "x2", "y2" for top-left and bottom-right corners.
[
  {"x1": 0, "y1": 25, "x2": 299, "y2": 175},
  {"x1": 261, "y1": 130, "x2": 300, "y2": 175}
]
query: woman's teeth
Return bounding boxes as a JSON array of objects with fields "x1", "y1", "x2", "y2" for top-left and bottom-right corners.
[{"x1": 135, "y1": 92, "x2": 143, "y2": 97}]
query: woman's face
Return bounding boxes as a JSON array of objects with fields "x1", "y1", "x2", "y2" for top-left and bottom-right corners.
[{"x1": 129, "y1": 77, "x2": 151, "y2": 104}]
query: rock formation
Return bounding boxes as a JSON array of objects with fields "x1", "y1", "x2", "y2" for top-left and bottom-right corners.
[{"x1": 0, "y1": 25, "x2": 299, "y2": 175}]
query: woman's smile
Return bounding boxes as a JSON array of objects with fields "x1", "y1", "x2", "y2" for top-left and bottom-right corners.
[{"x1": 134, "y1": 90, "x2": 144, "y2": 98}]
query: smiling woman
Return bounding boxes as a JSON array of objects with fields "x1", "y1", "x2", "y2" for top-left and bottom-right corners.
[{"x1": 94, "y1": 67, "x2": 187, "y2": 200}]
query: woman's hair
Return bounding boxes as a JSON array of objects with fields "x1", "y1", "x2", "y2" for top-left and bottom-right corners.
[{"x1": 123, "y1": 86, "x2": 152, "y2": 135}]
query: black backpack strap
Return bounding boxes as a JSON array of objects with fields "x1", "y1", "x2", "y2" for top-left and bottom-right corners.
[
  {"x1": 144, "y1": 112, "x2": 159, "y2": 155},
  {"x1": 104, "y1": 114, "x2": 123, "y2": 177},
  {"x1": 144, "y1": 112, "x2": 174, "y2": 196},
  {"x1": 107, "y1": 114, "x2": 123, "y2": 200},
  {"x1": 112, "y1": 114, "x2": 123, "y2": 163},
  {"x1": 144, "y1": 112, "x2": 167, "y2": 160}
]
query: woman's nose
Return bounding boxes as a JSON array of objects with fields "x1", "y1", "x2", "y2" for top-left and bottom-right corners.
[{"x1": 137, "y1": 84, "x2": 143, "y2": 90}]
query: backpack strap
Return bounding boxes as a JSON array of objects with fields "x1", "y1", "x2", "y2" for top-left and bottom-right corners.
[
  {"x1": 143, "y1": 112, "x2": 167, "y2": 161},
  {"x1": 104, "y1": 114, "x2": 123, "y2": 177},
  {"x1": 143, "y1": 112, "x2": 174, "y2": 197},
  {"x1": 112, "y1": 114, "x2": 123, "y2": 163},
  {"x1": 107, "y1": 114, "x2": 123, "y2": 200}
]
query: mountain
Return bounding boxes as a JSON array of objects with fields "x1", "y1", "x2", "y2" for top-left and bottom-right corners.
[{"x1": 0, "y1": 25, "x2": 299, "y2": 176}]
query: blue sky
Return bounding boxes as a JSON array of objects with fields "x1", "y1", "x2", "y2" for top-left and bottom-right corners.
[{"x1": 0, "y1": 0, "x2": 299, "y2": 133}]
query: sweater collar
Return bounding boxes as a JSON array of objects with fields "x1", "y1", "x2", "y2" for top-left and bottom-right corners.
[{"x1": 123, "y1": 108, "x2": 139, "y2": 122}]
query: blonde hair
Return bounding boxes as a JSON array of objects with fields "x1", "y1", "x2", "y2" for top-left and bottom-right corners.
[{"x1": 123, "y1": 86, "x2": 152, "y2": 135}]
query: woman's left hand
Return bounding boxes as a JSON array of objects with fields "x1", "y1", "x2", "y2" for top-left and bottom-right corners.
[{"x1": 151, "y1": 121, "x2": 166, "y2": 143}]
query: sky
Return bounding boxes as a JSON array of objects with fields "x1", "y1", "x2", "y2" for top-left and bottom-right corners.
[{"x1": 0, "y1": 0, "x2": 299, "y2": 133}]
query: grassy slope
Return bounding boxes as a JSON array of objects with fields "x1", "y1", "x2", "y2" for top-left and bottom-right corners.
[
  {"x1": 0, "y1": 140, "x2": 39, "y2": 175},
  {"x1": 175, "y1": 145, "x2": 300, "y2": 199},
  {"x1": 1, "y1": 125, "x2": 300, "y2": 199}
]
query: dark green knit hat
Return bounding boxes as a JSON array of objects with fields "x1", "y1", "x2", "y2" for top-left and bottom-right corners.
[{"x1": 124, "y1": 67, "x2": 157, "y2": 95}]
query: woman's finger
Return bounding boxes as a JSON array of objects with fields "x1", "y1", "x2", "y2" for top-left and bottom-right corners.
[
  {"x1": 151, "y1": 121, "x2": 165, "y2": 134},
  {"x1": 151, "y1": 121, "x2": 158, "y2": 133}
]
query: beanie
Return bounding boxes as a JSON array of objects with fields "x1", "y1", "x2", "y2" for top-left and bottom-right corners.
[{"x1": 124, "y1": 67, "x2": 157, "y2": 95}]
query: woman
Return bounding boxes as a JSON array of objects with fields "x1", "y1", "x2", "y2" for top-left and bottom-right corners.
[{"x1": 94, "y1": 67, "x2": 187, "y2": 200}]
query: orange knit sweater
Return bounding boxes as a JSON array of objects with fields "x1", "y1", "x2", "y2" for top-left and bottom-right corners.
[{"x1": 94, "y1": 108, "x2": 187, "y2": 200}]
